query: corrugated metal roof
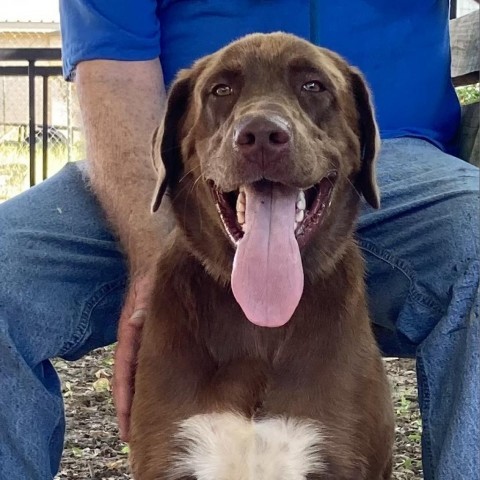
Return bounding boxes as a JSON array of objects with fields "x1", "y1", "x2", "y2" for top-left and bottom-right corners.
[{"x1": 0, "y1": 0, "x2": 59, "y2": 24}]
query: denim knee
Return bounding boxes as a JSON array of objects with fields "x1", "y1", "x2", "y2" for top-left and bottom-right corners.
[{"x1": 0, "y1": 163, "x2": 127, "y2": 364}]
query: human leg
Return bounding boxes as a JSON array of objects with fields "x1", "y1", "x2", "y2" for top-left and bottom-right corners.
[
  {"x1": 359, "y1": 138, "x2": 479, "y2": 479},
  {"x1": 0, "y1": 162, "x2": 126, "y2": 479}
]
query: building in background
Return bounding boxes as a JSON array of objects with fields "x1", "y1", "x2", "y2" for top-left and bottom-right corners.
[
  {"x1": 0, "y1": 0, "x2": 60, "y2": 48},
  {"x1": 0, "y1": 0, "x2": 76, "y2": 142},
  {"x1": 0, "y1": 0, "x2": 83, "y2": 196}
]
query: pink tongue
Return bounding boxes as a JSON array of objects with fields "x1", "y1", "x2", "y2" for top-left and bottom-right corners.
[{"x1": 231, "y1": 183, "x2": 304, "y2": 327}]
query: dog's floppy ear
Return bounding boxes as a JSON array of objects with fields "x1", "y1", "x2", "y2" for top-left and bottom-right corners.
[
  {"x1": 350, "y1": 68, "x2": 381, "y2": 209},
  {"x1": 150, "y1": 124, "x2": 166, "y2": 211},
  {"x1": 151, "y1": 74, "x2": 192, "y2": 213}
]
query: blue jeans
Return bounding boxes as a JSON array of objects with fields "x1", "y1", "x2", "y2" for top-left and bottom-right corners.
[{"x1": 0, "y1": 138, "x2": 478, "y2": 479}]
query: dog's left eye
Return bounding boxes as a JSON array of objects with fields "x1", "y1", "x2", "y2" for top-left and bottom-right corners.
[
  {"x1": 302, "y1": 81, "x2": 325, "y2": 93},
  {"x1": 212, "y1": 84, "x2": 233, "y2": 97}
]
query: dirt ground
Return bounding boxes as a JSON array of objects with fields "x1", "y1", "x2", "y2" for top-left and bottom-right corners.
[{"x1": 53, "y1": 350, "x2": 423, "y2": 480}]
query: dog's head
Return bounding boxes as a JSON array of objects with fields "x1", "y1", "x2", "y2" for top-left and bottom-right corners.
[{"x1": 152, "y1": 33, "x2": 380, "y2": 327}]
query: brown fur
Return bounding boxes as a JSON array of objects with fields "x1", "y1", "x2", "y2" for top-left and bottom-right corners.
[{"x1": 130, "y1": 33, "x2": 394, "y2": 479}]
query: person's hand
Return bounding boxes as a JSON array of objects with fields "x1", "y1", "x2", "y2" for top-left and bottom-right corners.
[{"x1": 113, "y1": 271, "x2": 155, "y2": 442}]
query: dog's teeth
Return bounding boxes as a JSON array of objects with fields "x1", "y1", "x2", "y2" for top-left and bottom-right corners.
[
  {"x1": 295, "y1": 209, "x2": 304, "y2": 223},
  {"x1": 296, "y1": 190, "x2": 306, "y2": 211},
  {"x1": 236, "y1": 191, "x2": 246, "y2": 213},
  {"x1": 237, "y1": 211, "x2": 245, "y2": 225}
]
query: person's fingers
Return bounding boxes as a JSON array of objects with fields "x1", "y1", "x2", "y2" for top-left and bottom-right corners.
[
  {"x1": 134, "y1": 273, "x2": 156, "y2": 307},
  {"x1": 113, "y1": 292, "x2": 148, "y2": 441},
  {"x1": 130, "y1": 308, "x2": 148, "y2": 323},
  {"x1": 113, "y1": 273, "x2": 155, "y2": 440}
]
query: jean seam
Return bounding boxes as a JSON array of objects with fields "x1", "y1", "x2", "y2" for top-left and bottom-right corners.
[
  {"x1": 46, "y1": 378, "x2": 65, "y2": 479},
  {"x1": 57, "y1": 276, "x2": 127, "y2": 358},
  {"x1": 416, "y1": 351, "x2": 434, "y2": 477},
  {"x1": 358, "y1": 238, "x2": 445, "y2": 316}
]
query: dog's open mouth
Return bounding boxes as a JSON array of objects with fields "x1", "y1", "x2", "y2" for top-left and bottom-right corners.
[
  {"x1": 211, "y1": 172, "x2": 337, "y2": 250},
  {"x1": 210, "y1": 172, "x2": 337, "y2": 328}
]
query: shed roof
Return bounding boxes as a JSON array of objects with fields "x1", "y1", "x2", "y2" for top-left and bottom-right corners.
[{"x1": 1, "y1": 0, "x2": 59, "y2": 30}]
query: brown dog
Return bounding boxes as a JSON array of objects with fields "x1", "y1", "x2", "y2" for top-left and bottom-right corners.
[{"x1": 130, "y1": 32, "x2": 394, "y2": 480}]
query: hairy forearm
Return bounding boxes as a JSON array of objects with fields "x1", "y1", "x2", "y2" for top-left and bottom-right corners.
[{"x1": 76, "y1": 59, "x2": 166, "y2": 273}]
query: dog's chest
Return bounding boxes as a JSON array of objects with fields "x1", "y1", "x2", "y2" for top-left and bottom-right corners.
[{"x1": 195, "y1": 286, "x2": 291, "y2": 365}]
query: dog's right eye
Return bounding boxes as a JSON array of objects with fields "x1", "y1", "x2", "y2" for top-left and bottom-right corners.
[
  {"x1": 302, "y1": 81, "x2": 325, "y2": 93},
  {"x1": 211, "y1": 84, "x2": 233, "y2": 97}
]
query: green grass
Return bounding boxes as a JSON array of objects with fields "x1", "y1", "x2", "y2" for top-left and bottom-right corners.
[{"x1": 456, "y1": 83, "x2": 480, "y2": 105}]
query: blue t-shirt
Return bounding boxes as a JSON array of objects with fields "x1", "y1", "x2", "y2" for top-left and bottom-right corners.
[{"x1": 60, "y1": 0, "x2": 460, "y2": 152}]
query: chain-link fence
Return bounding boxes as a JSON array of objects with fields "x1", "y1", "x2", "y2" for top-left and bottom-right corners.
[{"x1": 0, "y1": 29, "x2": 84, "y2": 201}]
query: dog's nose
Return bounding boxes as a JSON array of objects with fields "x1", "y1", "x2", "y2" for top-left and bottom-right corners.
[{"x1": 234, "y1": 115, "x2": 291, "y2": 163}]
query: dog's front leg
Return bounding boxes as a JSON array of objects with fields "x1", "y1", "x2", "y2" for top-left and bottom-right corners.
[
  {"x1": 259, "y1": 344, "x2": 393, "y2": 480},
  {"x1": 129, "y1": 320, "x2": 212, "y2": 479},
  {"x1": 129, "y1": 313, "x2": 269, "y2": 480}
]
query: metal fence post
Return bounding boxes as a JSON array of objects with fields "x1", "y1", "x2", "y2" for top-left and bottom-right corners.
[{"x1": 27, "y1": 59, "x2": 36, "y2": 186}]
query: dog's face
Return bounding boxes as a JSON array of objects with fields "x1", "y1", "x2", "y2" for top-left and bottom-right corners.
[{"x1": 152, "y1": 33, "x2": 380, "y2": 327}]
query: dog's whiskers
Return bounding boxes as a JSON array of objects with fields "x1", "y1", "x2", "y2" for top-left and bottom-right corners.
[
  {"x1": 178, "y1": 165, "x2": 202, "y2": 184},
  {"x1": 177, "y1": 171, "x2": 207, "y2": 236},
  {"x1": 190, "y1": 173, "x2": 206, "y2": 234},
  {"x1": 343, "y1": 176, "x2": 363, "y2": 201},
  {"x1": 171, "y1": 168, "x2": 202, "y2": 202}
]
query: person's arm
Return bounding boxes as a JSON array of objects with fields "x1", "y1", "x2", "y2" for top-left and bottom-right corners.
[
  {"x1": 60, "y1": 0, "x2": 166, "y2": 442},
  {"x1": 75, "y1": 59, "x2": 167, "y2": 441},
  {"x1": 76, "y1": 58, "x2": 166, "y2": 273}
]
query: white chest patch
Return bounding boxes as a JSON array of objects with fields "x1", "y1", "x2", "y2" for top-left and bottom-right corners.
[{"x1": 169, "y1": 412, "x2": 326, "y2": 480}]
